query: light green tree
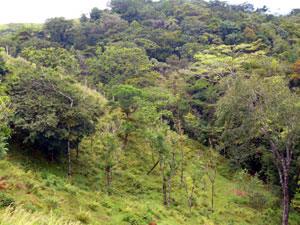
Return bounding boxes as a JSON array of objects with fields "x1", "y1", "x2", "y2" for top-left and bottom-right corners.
[{"x1": 216, "y1": 75, "x2": 300, "y2": 225}]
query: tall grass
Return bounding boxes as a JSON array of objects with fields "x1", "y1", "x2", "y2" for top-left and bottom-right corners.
[{"x1": 0, "y1": 206, "x2": 80, "y2": 225}]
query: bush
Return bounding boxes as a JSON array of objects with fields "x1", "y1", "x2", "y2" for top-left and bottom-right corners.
[
  {"x1": 0, "y1": 206, "x2": 80, "y2": 225},
  {"x1": 42, "y1": 174, "x2": 65, "y2": 189},
  {"x1": 101, "y1": 199, "x2": 113, "y2": 208},
  {"x1": 25, "y1": 180, "x2": 40, "y2": 194},
  {"x1": 123, "y1": 213, "x2": 144, "y2": 225},
  {"x1": 248, "y1": 191, "x2": 267, "y2": 209},
  {"x1": 76, "y1": 208, "x2": 91, "y2": 224},
  {"x1": 63, "y1": 184, "x2": 77, "y2": 195},
  {"x1": 87, "y1": 201, "x2": 99, "y2": 211},
  {"x1": 45, "y1": 196, "x2": 59, "y2": 209},
  {"x1": 24, "y1": 202, "x2": 38, "y2": 212},
  {"x1": 122, "y1": 212, "x2": 152, "y2": 225},
  {"x1": 0, "y1": 192, "x2": 14, "y2": 207}
]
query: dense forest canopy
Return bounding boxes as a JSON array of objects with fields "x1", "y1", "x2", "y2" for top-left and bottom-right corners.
[{"x1": 0, "y1": 0, "x2": 300, "y2": 224}]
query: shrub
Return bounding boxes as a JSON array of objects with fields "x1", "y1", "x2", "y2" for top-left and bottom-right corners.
[
  {"x1": 45, "y1": 196, "x2": 59, "y2": 209},
  {"x1": 24, "y1": 202, "x2": 38, "y2": 212},
  {"x1": 0, "y1": 192, "x2": 14, "y2": 207},
  {"x1": 63, "y1": 184, "x2": 77, "y2": 195},
  {"x1": 248, "y1": 191, "x2": 267, "y2": 209},
  {"x1": 87, "y1": 201, "x2": 99, "y2": 211},
  {"x1": 123, "y1": 213, "x2": 144, "y2": 225},
  {"x1": 0, "y1": 206, "x2": 80, "y2": 225},
  {"x1": 76, "y1": 208, "x2": 91, "y2": 224},
  {"x1": 25, "y1": 180, "x2": 40, "y2": 194},
  {"x1": 101, "y1": 199, "x2": 113, "y2": 208},
  {"x1": 122, "y1": 212, "x2": 152, "y2": 225},
  {"x1": 42, "y1": 174, "x2": 65, "y2": 189}
]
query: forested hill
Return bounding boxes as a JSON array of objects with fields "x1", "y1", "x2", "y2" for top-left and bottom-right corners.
[{"x1": 0, "y1": 0, "x2": 300, "y2": 224}]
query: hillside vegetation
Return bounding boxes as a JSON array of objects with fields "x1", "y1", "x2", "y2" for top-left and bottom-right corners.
[{"x1": 0, "y1": 0, "x2": 300, "y2": 224}]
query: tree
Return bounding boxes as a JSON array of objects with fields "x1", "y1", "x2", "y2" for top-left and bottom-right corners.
[
  {"x1": 98, "y1": 119, "x2": 122, "y2": 194},
  {"x1": 21, "y1": 47, "x2": 79, "y2": 75},
  {"x1": 109, "y1": 0, "x2": 150, "y2": 22},
  {"x1": 0, "y1": 52, "x2": 13, "y2": 159},
  {"x1": 44, "y1": 17, "x2": 73, "y2": 48},
  {"x1": 109, "y1": 85, "x2": 144, "y2": 144},
  {"x1": 110, "y1": 85, "x2": 144, "y2": 120},
  {"x1": 90, "y1": 8, "x2": 102, "y2": 20},
  {"x1": 87, "y1": 46, "x2": 158, "y2": 87},
  {"x1": 0, "y1": 50, "x2": 8, "y2": 76},
  {"x1": 205, "y1": 146, "x2": 219, "y2": 210},
  {"x1": 80, "y1": 14, "x2": 88, "y2": 24},
  {"x1": 148, "y1": 127, "x2": 180, "y2": 206},
  {"x1": 6, "y1": 56, "x2": 103, "y2": 175},
  {"x1": 183, "y1": 149, "x2": 205, "y2": 214},
  {"x1": 216, "y1": 75, "x2": 300, "y2": 225}
]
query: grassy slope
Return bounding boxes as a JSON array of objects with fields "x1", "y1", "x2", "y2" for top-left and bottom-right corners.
[
  {"x1": 1, "y1": 134, "x2": 300, "y2": 225},
  {"x1": 0, "y1": 23, "x2": 42, "y2": 30},
  {"x1": 0, "y1": 23, "x2": 42, "y2": 38}
]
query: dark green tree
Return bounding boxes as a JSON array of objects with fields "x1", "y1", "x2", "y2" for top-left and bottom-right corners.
[
  {"x1": 44, "y1": 17, "x2": 73, "y2": 47},
  {"x1": 90, "y1": 7, "x2": 102, "y2": 20}
]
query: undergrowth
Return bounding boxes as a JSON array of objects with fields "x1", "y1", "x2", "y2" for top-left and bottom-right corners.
[{"x1": 0, "y1": 139, "x2": 299, "y2": 225}]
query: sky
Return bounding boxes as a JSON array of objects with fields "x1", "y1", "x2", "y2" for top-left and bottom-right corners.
[
  {"x1": 0, "y1": 0, "x2": 108, "y2": 24},
  {"x1": 226, "y1": 0, "x2": 300, "y2": 15},
  {"x1": 0, "y1": 0, "x2": 300, "y2": 24}
]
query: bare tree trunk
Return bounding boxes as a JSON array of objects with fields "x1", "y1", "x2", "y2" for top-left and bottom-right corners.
[
  {"x1": 124, "y1": 132, "x2": 129, "y2": 145},
  {"x1": 282, "y1": 172, "x2": 290, "y2": 225},
  {"x1": 147, "y1": 160, "x2": 159, "y2": 175},
  {"x1": 50, "y1": 150, "x2": 54, "y2": 163},
  {"x1": 211, "y1": 181, "x2": 215, "y2": 209},
  {"x1": 67, "y1": 140, "x2": 71, "y2": 177},
  {"x1": 76, "y1": 146, "x2": 79, "y2": 160},
  {"x1": 189, "y1": 197, "x2": 192, "y2": 214},
  {"x1": 167, "y1": 152, "x2": 176, "y2": 207},
  {"x1": 180, "y1": 136, "x2": 184, "y2": 187},
  {"x1": 180, "y1": 153, "x2": 184, "y2": 186},
  {"x1": 206, "y1": 162, "x2": 217, "y2": 210},
  {"x1": 188, "y1": 187, "x2": 195, "y2": 215},
  {"x1": 183, "y1": 176, "x2": 195, "y2": 215},
  {"x1": 106, "y1": 167, "x2": 111, "y2": 190},
  {"x1": 160, "y1": 162, "x2": 167, "y2": 205},
  {"x1": 163, "y1": 177, "x2": 167, "y2": 205},
  {"x1": 167, "y1": 169, "x2": 174, "y2": 207},
  {"x1": 110, "y1": 170, "x2": 113, "y2": 186},
  {"x1": 266, "y1": 137, "x2": 292, "y2": 225},
  {"x1": 91, "y1": 136, "x2": 94, "y2": 147}
]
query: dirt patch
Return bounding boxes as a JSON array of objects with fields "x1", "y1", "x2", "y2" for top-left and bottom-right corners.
[{"x1": 231, "y1": 189, "x2": 247, "y2": 197}]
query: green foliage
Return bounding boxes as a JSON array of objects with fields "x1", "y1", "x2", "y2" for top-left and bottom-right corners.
[
  {"x1": 5, "y1": 55, "x2": 103, "y2": 159},
  {"x1": 45, "y1": 197, "x2": 59, "y2": 209},
  {"x1": 0, "y1": 192, "x2": 14, "y2": 207},
  {"x1": 44, "y1": 17, "x2": 73, "y2": 47},
  {"x1": 42, "y1": 174, "x2": 65, "y2": 189},
  {"x1": 90, "y1": 7, "x2": 102, "y2": 21},
  {"x1": 88, "y1": 46, "x2": 157, "y2": 87},
  {"x1": 110, "y1": 85, "x2": 144, "y2": 118},
  {"x1": 292, "y1": 182, "x2": 300, "y2": 212},
  {"x1": 21, "y1": 47, "x2": 79, "y2": 75},
  {"x1": 87, "y1": 201, "x2": 99, "y2": 211},
  {"x1": 0, "y1": 56, "x2": 12, "y2": 160},
  {"x1": 122, "y1": 212, "x2": 151, "y2": 225},
  {"x1": 0, "y1": 53, "x2": 8, "y2": 76},
  {"x1": 2, "y1": 1, "x2": 300, "y2": 224},
  {"x1": 75, "y1": 208, "x2": 91, "y2": 223},
  {"x1": 0, "y1": 206, "x2": 80, "y2": 225}
]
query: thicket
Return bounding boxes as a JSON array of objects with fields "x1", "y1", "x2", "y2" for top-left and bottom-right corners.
[{"x1": 0, "y1": 0, "x2": 300, "y2": 224}]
